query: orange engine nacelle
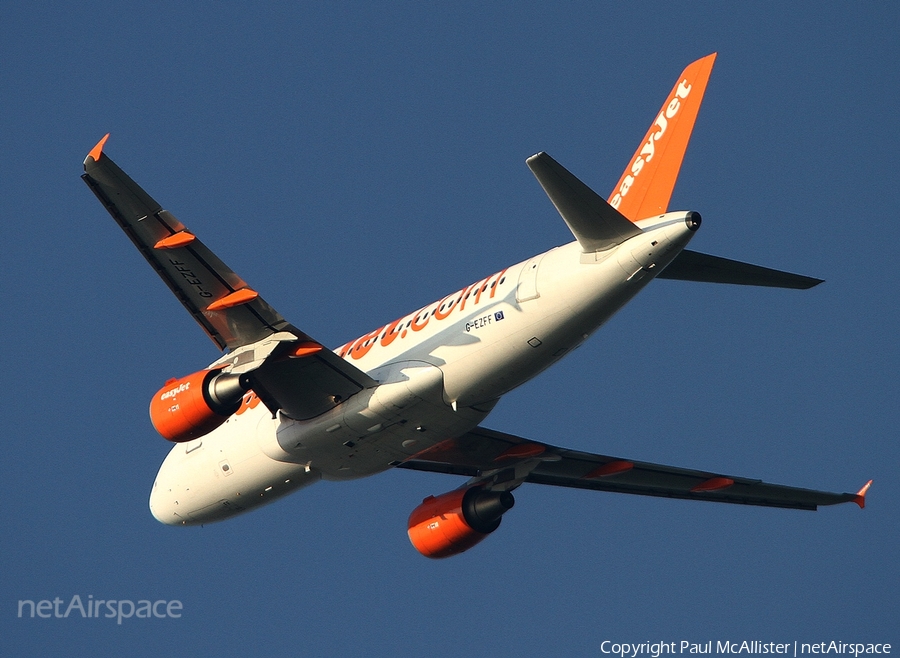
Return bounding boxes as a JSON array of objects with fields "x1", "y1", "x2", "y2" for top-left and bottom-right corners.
[
  {"x1": 407, "y1": 487, "x2": 515, "y2": 559},
  {"x1": 149, "y1": 369, "x2": 250, "y2": 442}
]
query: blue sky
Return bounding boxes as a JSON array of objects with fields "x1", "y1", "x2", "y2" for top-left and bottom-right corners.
[{"x1": 1, "y1": 3, "x2": 897, "y2": 656}]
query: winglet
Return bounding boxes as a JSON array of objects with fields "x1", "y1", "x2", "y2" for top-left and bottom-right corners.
[
  {"x1": 86, "y1": 133, "x2": 110, "y2": 165},
  {"x1": 853, "y1": 480, "x2": 873, "y2": 509},
  {"x1": 610, "y1": 53, "x2": 717, "y2": 221}
]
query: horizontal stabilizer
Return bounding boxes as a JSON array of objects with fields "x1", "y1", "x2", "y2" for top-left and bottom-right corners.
[
  {"x1": 527, "y1": 152, "x2": 642, "y2": 252},
  {"x1": 657, "y1": 249, "x2": 823, "y2": 289}
]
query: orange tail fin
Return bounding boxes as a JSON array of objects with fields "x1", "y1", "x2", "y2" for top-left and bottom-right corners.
[{"x1": 610, "y1": 53, "x2": 717, "y2": 221}]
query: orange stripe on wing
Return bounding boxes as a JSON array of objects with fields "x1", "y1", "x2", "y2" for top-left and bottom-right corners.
[{"x1": 206, "y1": 288, "x2": 259, "y2": 311}]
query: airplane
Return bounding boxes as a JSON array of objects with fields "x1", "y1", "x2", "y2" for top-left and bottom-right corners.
[{"x1": 82, "y1": 53, "x2": 870, "y2": 559}]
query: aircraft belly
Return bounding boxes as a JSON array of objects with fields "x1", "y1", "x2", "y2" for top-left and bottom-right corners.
[
  {"x1": 264, "y1": 362, "x2": 490, "y2": 481},
  {"x1": 305, "y1": 396, "x2": 490, "y2": 480}
]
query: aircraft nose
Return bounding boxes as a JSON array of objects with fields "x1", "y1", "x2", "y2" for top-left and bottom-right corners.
[{"x1": 149, "y1": 478, "x2": 184, "y2": 526}]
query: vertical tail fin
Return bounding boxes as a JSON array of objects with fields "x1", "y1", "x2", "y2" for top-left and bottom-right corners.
[{"x1": 610, "y1": 53, "x2": 717, "y2": 221}]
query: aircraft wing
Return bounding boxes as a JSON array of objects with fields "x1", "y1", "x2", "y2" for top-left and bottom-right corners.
[
  {"x1": 398, "y1": 426, "x2": 869, "y2": 511},
  {"x1": 82, "y1": 135, "x2": 376, "y2": 419},
  {"x1": 82, "y1": 134, "x2": 297, "y2": 351}
]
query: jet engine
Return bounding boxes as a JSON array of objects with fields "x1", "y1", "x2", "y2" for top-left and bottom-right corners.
[
  {"x1": 149, "y1": 369, "x2": 250, "y2": 442},
  {"x1": 407, "y1": 487, "x2": 515, "y2": 558}
]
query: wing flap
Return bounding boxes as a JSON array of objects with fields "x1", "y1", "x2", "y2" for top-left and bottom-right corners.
[
  {"x1": 398, "y1": 426, "x2": 863, "y2": 511},
  {"x1": 249, "y1": 347, "x2": 376, "y2": 420}
]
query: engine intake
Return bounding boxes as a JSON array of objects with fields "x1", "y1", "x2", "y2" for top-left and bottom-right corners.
[
  {"x1": 407, "y1": 487, "x2": 515, "y2": 559},
  {"x1": 149, "y1": 369, "x2": 250, "y2": 442}
]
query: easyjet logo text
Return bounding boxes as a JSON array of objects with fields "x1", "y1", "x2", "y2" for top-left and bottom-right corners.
[
  {"x1": 160, "y1": 382, "x2": 189, "y2": 400},
  {"x1": 337, "y1": 268, "x2": 508, "y2": 361},
  {"x1": 610, "y1": 78, "x2": 692, "y2": 210}
]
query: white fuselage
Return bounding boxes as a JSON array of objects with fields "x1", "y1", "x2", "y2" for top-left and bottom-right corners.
[{"x1": 149, "y1": 212, "x2": 697, "y2": 525}]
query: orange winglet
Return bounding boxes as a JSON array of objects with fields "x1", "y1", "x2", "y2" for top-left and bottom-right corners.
[
  {"x1": 853, "y1": 480, "x2": 873, "y2": 509},
  {"x1": 493, "y1": 442, "x2": 545, "y2": 461},
  {"x1": 583, "y1": 460, "x2": 634, "y2": 478},
  {"x1": 154, "y1": 231, "x2": 197, "y2": 249},
  {"x1": 289, "y1": 341, "x2": 324, "y2": 358},
  {"x1": 87, "y1": 133, "x2": 110, "y2": 162},
  {"x1": 691, "y1": 477, "x2": 734, "y2": 492},
  {"x1": 610, "y1": 53, "x2": 717, "y2": 221},
  {"x1": 206, "y1": 288, "x2": 259, "y2": 311}
]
